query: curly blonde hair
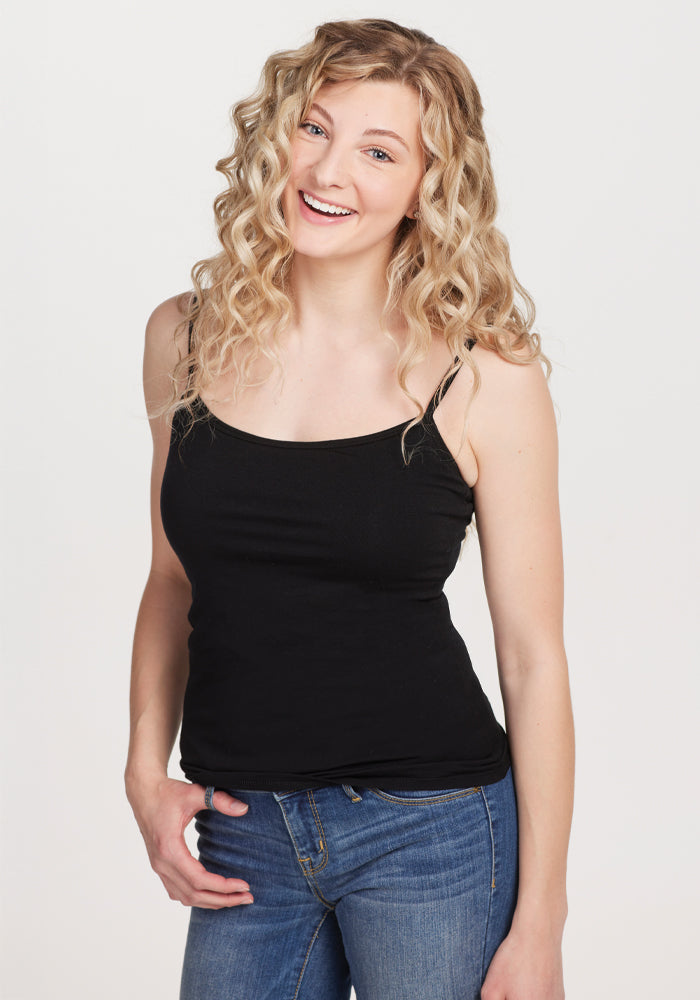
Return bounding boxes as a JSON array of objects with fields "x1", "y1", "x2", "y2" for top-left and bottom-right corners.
[{"x1": 159, "y1": 16, "x2": 551, "y2": 477}]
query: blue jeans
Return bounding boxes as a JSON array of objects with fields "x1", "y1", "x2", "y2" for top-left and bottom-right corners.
[{"x1": 180, "y1": 766, "x2": 518, "y2": 999}]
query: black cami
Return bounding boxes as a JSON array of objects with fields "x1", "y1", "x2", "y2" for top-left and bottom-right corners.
[{"x1": 160, "y1": 326, "x2": 511, "y2": 790}]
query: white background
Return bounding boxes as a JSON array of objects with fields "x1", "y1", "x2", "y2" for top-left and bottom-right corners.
[{"x1": 1, "y1": 1, "x2": 698, "y2": 997}]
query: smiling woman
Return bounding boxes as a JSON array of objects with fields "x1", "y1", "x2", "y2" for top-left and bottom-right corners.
[
  {"x1": 281, "y1": 80, "x2": 425, "y2": 255},
  {"x1": 126, "y1": 16, "x2": 574, "y2": 1000}
]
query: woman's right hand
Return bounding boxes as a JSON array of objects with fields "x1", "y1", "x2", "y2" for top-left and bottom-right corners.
[{"x1": 126, "y1": 775, "x2": 255, "y2": 908}]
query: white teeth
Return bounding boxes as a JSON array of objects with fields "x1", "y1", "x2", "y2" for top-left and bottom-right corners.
[{"x1": 302, "y1": 191, "x2": 354, "y2": 216}]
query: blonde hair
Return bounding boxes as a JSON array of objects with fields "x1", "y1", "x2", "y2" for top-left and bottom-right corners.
[{"x1": 160, "y1": 17, "x2": 551, "y2": 497}]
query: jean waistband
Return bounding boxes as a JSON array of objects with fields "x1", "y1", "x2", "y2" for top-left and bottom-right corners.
[{"x1": 272, "y1": 784, "x2": 363, "y2": 802}]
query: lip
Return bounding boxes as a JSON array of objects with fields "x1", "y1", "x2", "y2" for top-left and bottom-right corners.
[
  {"x1": 298, "y1": 191, "x2": 357, "y2": 226},
  {"x1": 299, "y1": 189, "x2": 357, "y2": 216}
]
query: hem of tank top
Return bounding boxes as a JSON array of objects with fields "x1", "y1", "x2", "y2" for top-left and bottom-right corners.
[{"x1": 182, "y1": 759, "x2": 511, "y2": 792}]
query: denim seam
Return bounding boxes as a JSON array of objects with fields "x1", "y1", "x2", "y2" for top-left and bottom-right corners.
[
  {"x1": 304, "y1": 873, "x2": 335, "y2": 909},
  {"x1": 478, "y1": 783, "x2": 497, "y2": 984},
  {"x1": 291, "y1": 908, "x2": 335, "y2": 1000},
  {"x1": 274, "y1": 799, "x2": 335, "y2": 909},
  {"x1": 366, "y1": 787, "x2": 481, "y2": 805},
  {"x1": 303, "y1": 791, "x2": 331, "y2": 876}
]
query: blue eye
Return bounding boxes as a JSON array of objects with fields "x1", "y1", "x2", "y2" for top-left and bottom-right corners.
[
  {"x1": 300, "y1": 121, "x2": 325, "y2": 136},
  {"x1": 298, "y1": 122, "x2": 394, "y2": 163},
  {"x1": 368, "y1": 147, "x2": 393, "y2": 162}
]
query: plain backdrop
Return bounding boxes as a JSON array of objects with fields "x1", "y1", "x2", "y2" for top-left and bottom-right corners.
[{"x1": 1, "y1": 1, "x2": 698, "y2": 997}]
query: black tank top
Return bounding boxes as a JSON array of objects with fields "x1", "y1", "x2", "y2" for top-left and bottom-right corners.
[{"x1": 160, "y1": 323, "x2": 511, "y2": 790}]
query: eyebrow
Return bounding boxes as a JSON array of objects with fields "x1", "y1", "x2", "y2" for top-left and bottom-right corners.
[{"x1": 308, "y1": 102, "x2": 411, "y2": 153}]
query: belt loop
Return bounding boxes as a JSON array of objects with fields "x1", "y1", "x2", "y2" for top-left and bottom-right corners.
[{"x1": 342, "y1": 784, "x2": 362, "y2": 802}]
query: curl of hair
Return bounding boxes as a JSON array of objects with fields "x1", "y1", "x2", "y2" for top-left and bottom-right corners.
[{"x1": 158, "y1": 18, "x2": 552, "y2": 546}]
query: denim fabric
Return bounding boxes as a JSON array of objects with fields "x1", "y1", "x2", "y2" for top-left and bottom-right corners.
[{"x1": 180, "y1": 765, "x2": 518, "y2": 999}]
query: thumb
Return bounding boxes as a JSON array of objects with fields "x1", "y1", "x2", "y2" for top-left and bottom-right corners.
[
  {"x1": 224, "y1": 793, "x2": 249, "y2": 814},
  {"x1": 204, "y1": 786, "x2": 249, "y2": 814}
]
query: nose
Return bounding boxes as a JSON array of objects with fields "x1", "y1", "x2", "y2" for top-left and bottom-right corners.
[{"x1": 309, "y1": 139, "x2": 352, "y2": 191}]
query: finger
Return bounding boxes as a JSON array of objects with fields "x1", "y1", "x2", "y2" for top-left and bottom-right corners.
[
  {"x1": 160, "y1": 871, "x2": 254, "y2": 908},
  {"x1": 185, "y1": 889, "x2": 254, "y2": 909},
  {"x1": 173, "y1": 844, "x2": 251, "y2": 893},
  {"x1": 161, "y1": 859, "x2": 251, "y2": 907},
  {"x1": 205, "y1": 787, "x2": 249, "y2": 815}
]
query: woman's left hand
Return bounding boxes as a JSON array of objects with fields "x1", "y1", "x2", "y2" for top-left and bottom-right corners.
[{"x1": 480, "y1": 925, "x2": 565, "y2": 1000}]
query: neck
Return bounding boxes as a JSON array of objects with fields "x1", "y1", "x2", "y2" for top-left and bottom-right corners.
[{"x1": 285, "y1": 247, "x2": 401, "y2": 352}]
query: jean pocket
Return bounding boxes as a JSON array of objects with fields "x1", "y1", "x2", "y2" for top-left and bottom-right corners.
[{"x1": 367, "y1": 785, "x2": 481, "y2": 804}]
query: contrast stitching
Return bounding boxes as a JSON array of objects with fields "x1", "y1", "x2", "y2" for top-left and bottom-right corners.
[
  {"x1": 478, "y1": 784, "x2": 497, "y2": 984},
  {"x1": 300, "y1": 872, "x2": 334, "y2": 910},
  {"x1": 305, "y1": 791, "x2": 330, "y2": 875},
  {"x1": 291, "y1": 909, "x2": 334, "y2": 1000},
  {"x1": 366, "y1": 787, "x2": 481, "y2": 805},
  {"x1": 275, "y1": 800, "x2": 334, "y2": 909}
]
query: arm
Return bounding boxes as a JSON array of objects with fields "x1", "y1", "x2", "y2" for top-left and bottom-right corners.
[
  {"x1": 124, "y1": 295, "x2": 253, "y2": 909},
  {"x1": 125, "y1": 294, "x2": 196, "y2": 790},
  {"x1": 467, "y1": 345, "x2": 574, "y2": 999}
]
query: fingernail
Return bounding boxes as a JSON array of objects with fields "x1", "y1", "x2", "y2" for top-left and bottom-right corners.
[{"x1": 242, "y1": 896, "x2": 254, "y2": 904}]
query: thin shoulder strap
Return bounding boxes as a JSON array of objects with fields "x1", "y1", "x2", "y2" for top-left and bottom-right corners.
[
  {"x1": 187, "y1": 293, "x2": 198, "y2": 355},
  {"x1": 424, "y1": 337, "x2": 476, "y2": 422},
  {"x1": 184, "y1": 316, "x2": 196, "y2": 395},
  {"x1": 186, "y1": 293, "x2": 199, "y2": 382},
  {"x1": 182, "y1": 298, "x2": 198, "y2": 401}
]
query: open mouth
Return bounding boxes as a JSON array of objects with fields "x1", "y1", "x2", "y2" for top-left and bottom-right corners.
[
  {"x1": 305, "y1": 201, "x2": 336, "y2": 217},
  {"x1": 299, "y1": 190, "x2": 357, "y2": 218}
]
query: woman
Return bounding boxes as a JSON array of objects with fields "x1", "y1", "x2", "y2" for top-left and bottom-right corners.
[{"x1": 125, "y1": 18, "x2": 574, "y2": 1000}]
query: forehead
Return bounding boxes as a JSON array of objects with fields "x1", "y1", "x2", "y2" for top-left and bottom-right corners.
[{"x1": 311, "y1": 79, "x2": 421, "y2": 127}]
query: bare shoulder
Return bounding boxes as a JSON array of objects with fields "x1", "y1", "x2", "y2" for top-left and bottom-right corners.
[
  {"x1": 467, "y1": 341, "x2": 555, "y2": 462},
  {"x1": 142, "y1": 292, "x2": 194, "y2": 423},
  {"x1": 144, "y1": 291, "x2": 194, "y2": 361},
  {"x1": 141, "y1": 293, "x2": 195, "y2": 586},
  {"x1": 470, "y1": 339, "x2": 549, "y2": 396}
]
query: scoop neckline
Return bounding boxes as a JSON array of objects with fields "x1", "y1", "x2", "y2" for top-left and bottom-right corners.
[
  {"x1": 196, "y1": 397, "x2": 416, "y2": 449},
  {"x1": 189, "y1": 396, "x2": 475, "y2": 493}
]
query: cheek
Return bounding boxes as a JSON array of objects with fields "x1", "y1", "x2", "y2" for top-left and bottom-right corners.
[
  {"x1": 364, "y1": 180, "x2": 408, "y2": 217},
  {"x1": 289, "y1": 141, "x2": 314, "y2": 177}
]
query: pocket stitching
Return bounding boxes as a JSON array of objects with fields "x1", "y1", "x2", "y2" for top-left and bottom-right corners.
[{"x1": 366, "y1": 786, "x2": 481, "y2": 804}]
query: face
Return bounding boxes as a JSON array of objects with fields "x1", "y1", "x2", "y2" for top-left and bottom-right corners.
[{"x1": 280, "y1": 79, "x2": 425, "y2": 264}]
